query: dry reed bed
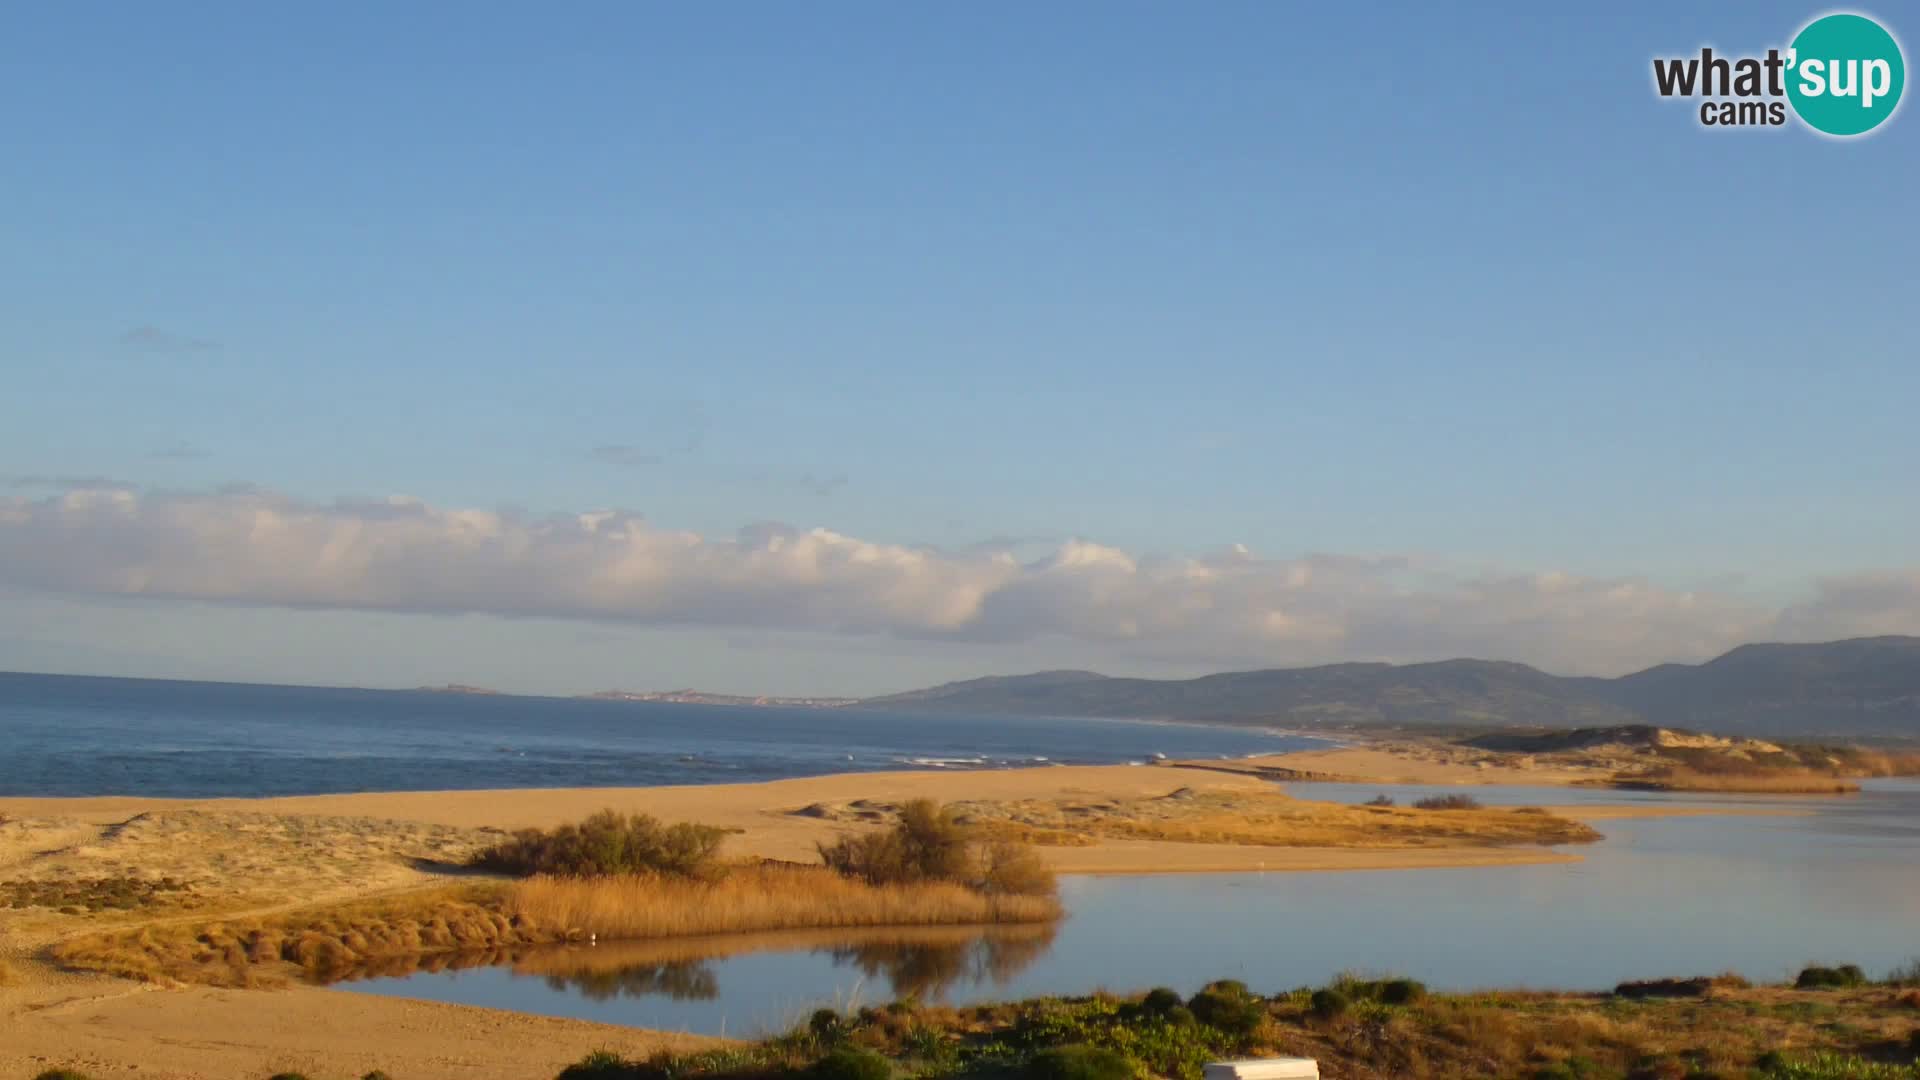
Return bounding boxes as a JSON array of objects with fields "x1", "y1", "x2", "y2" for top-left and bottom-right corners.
[
  {"x1": 1615, "y1": 767, "x2": 1864, "y2": 794},
  {"x1": 51, "y1": 866, "x2": 1060, "y2": 987},
  {"x1": 508, "y1": 865, "x2": 1061, "y2": 939}
]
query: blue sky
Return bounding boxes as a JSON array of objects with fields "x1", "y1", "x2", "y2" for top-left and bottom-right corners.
[{"x1": 2, "y1": 3, "x2": 1915, "y2": 694}]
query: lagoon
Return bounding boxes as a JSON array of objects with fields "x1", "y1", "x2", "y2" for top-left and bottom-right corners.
[{"x1": 339, "y1": 780, "x2": 1920, "y2": 1036}]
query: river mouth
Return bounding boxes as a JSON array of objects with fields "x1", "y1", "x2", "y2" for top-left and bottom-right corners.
[{"x1": 335, "y1": 780, "x2": 1920, "y2": 1037}]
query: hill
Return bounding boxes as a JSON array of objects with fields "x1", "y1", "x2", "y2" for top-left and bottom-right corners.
[{"x1": 860, "y1": 636, "x2": 1920, "y2": 738}]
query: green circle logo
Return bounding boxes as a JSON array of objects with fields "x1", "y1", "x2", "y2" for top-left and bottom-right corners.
[{"x1": 1787, "y1": 13, "x2": 1905, "y2": 136}]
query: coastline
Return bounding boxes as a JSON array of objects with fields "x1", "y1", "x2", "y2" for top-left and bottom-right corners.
[
  {"x1": 0, "y1": 747, "x2": 1823, "y2": 1080},
  {"x1": 0, "y1": 752, "x2": 1689, "y2": 873}
]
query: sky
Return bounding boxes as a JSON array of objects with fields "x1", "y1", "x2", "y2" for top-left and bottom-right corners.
[{"x1": 2, "y1": 2, "x2": 1916, "y2": 696}]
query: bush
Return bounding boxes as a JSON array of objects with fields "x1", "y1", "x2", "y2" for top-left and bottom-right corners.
[
  {"x1": 1027, "y1": 1045, "x2": 1137, "y2": 1080},
  {"x1": 557, "y1": 1050, "x2": 653, "y2": 1079},
  {"x1": 809, "y1": 1007, "x2": 849, "y2": 1044},
  {"x1": 979, "y1": 839, "x2": 1059, "y2": 898},
  {"x1": 810, "y1": 1047, "x2": 893, "y2": 1080},
  {"x1": 34, "y1": 1071, "x2": 100, "y2": 1080},
  {"x1": 1413, "y1": 794, "x2": 1483, "y2": 811},
  {"x1": 1309, "y1": 988, "x2": 1350, "y2": 1020},
  {"x1": 1364, "y1": 794, "x2": 1396, "y2": 807},
  {"x1": 818, "y1": 800, "x2": 1055, "y2": 897},
  {"x1": 267, "y1": 1074, "x2": 313, "y2": 1080},
  {"x1": 363, "y1": 1073, "x2": 394, "y2": 1080},
  {"x1": 1378, "y1": 977, "x2": 1427, "y2": 1005},
  {"x1": 1614, "y1": 975, "x2": 1749, "y2": 999},
  {"x1": 1795, "y1": 965, "x2": 1868, "y2": 990},
  {"x1": 471, "y1": 810, "x2": 728, "y2": 878},
  {"x1": 1885, "y1": 958, "x2": 1920, "y2": 987},
  {"x1": 818, "y1": 800, "x2": 972, "y2": 886},
  {"x1": 1186, "y1": 980, "x2": 1264, "y2": 1036},
  {"x1": 1140, "y1": 987, "x2": 1183, "y2": 1015}
]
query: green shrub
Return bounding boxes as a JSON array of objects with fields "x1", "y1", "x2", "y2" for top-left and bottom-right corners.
[
  {"x1": 471, "y1": 810, "x2": 727, "y2": 878},
  {"x1": 1413, "y1": 793, "x2": 1483, "y2": 811},
  {"x1": 902, "y1": 1024, "x2": 956, "y2": 1065},
  {"x1": 1796, "y1": 965, "x2": 1868, "y2": 990},
  {"x1": 809, "y1": 1008, "x2": 849, "y2": 1045},
  {"x1": 1309, "y1": 988, "x2": 1350, "y2": 1020},
  {"x1": 810, "y1": 1047, "x2": 893, "y2": 1080},
  {"x1": 1027, "y1": 1045, "x2": 1137, "y2": 1080},
  {"x1": 819, "y1": 800, "x2": 971, "y2": 886},
  {"x1": 1186, "y1": 981, "x2": 1264, "y2": 1036},
  {"x1": 1140, "y1": 987, "x2": 1183, "y2": 1015},
  {"x1": 817, "y1": 799, "x2": 1055, "y2": 897},
  {"x1": 1378, "y1": 977, "x2": 1427, "y2": 1005},
  {"x1": 1756, "y1": 1051, "x2": 1920, "y2": 1077},
  {"x1": 1885, "y1": 958, "x2": 1920, "y2": 987},
  {"x1": 557, "y1": 1050, "x2": 653, "y2": 1079}
]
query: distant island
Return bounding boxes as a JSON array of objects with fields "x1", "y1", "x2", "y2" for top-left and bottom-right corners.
[
  {"x1": 413, "y1": 683, "x2": 502, "y2": 696},
  {"x1": 582, "y1": 688, "x2": 861, "y2": 708}
]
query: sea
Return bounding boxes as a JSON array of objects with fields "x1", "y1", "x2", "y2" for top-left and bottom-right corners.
[{"x1": 0, "y1": 671, "x2": 1320, "y2": 798}]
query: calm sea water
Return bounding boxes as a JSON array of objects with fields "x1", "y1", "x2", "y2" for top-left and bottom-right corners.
[
  {"x1": 0, "y1": 671, "x2": 1318, "y2": 798},
  {"x1": 343, "y1": 781, "x2": 1920, "y2": 1035}
]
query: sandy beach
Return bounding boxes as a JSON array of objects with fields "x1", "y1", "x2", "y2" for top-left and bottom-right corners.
[{"x1": 0, "y1": 746, "x2": 1790, "y2": 1080}]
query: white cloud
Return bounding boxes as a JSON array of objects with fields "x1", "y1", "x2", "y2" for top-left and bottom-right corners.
[{"x1": 0, "y1": 485, "x2": 1911, "y2": 676}]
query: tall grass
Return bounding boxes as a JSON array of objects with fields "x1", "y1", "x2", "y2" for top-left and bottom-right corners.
[
  {"x1": 1620, "y1": 767, "x2": 1861, "y2": 794},
  {"x1": 507, "y1": 865, "x2": 1061, "y2": 939}
]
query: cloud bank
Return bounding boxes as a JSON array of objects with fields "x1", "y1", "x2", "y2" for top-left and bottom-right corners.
[{"x1": 2, "y1": 486, "x2": 1913, "y2": 676}]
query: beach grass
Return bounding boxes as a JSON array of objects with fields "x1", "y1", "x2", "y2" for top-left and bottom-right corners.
[{"x1": 954, "y1": 788, "x2": 1601, "y2": 849}]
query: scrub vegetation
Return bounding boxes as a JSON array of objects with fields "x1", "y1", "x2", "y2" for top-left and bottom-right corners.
[{"x1": 49, "y1": 804, "x2": 1057, "y2": 987}]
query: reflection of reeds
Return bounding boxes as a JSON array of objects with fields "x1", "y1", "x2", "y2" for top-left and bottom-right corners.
[
  {"x1": 507, "y1": 865, "x2": 1061, "y2": 940},
  {"x1": 367, "y1": 923, "x2": 1061, "y2": 1005},
  {"x1": 825, "y1": 922, "x2": 1056, "y2": 1000}
]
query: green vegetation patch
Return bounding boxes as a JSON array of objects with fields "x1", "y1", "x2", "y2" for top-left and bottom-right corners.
[{"x1": 470, "y1": 811, "x2": 729, "y2": 879}]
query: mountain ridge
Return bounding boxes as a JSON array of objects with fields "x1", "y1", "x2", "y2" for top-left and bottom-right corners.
[{"x1": 859, "y1": 636, "x2": 1920, "y2": 738}]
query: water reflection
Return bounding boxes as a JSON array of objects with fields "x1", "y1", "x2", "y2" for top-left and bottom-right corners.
[
  {"x1": 551, "y1": 959, "x2": 720, "y2": 1002},
  {"x1": 825, "y1": 924, "x2": 1057, "y2": 1000},
  {"x1": 334, "y1": 923, "x2": 1058, "y2": 1009}
]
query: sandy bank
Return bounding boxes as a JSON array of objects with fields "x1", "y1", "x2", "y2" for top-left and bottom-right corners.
[
  {"x1": 0, "y1": 974, "x2": 719, "y2": 1080},
  {"x1": 0, "y1": 756, "x2": 1780, "y2": 883},
  {"x1": 3, "y1": 762, "x2": 1597, "y2": 875},
  {"x1": 1195, "y1": 745, "x2": 1605, "y2": 786}
]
